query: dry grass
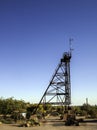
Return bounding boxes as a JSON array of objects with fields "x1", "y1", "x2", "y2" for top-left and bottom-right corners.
[{"x1": 0, "y1": 116, "x2": 97, "y2": 130}]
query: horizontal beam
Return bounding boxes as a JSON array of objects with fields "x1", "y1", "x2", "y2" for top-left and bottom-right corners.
[
  {"x1": 46, "y1": 93, "x2": 66, "y2": 95},
  {"x1": 40, "y1": 102, "x2": 66, "y2": 105}
]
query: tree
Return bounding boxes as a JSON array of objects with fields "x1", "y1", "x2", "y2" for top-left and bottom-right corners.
[{"x1": 0, "y1": 97, "x2": 27, "y2": 115}]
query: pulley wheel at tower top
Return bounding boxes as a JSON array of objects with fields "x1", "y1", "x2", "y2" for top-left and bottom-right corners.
[{"x1": 61, "y1": 52, "x2": 71, "y2": 62}]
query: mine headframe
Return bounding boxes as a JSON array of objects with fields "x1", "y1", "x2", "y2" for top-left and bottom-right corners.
[{"x1": 34, "y1": 51, "x2": 72, "y2": 113}]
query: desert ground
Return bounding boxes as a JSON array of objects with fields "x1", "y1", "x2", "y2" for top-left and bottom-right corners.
[{"x1": 0, "y1": 116, "x2": 97, "y2": 130}]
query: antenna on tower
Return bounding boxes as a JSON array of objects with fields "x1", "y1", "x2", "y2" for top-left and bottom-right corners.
[{"x1": 69, "y1": 38, "x2": 74, "y2": 56}]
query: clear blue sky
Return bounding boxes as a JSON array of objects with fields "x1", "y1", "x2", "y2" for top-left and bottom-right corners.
[{"x1": 0, "y1": 0, "x2": 97, "y2": 105}]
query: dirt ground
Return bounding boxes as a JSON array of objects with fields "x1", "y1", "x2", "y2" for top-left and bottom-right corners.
[{"x1": 0, "y1": 116, "x2": 97, "y2": 130}]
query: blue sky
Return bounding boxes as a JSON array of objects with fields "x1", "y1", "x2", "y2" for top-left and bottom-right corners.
[{"x1": 0, "y1": 0, "x2": 97, "y2": 105}]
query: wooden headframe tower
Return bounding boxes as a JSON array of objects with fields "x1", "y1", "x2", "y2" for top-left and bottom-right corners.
[
  {"x1": 39, "y1": 52, "x2": 71, "y2": 106},
  {"x1": 35, "y1": 40, "x2": 73, "y2": 113}
]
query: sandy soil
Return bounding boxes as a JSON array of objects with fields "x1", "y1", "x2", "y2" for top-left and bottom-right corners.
[{"x1": 0, "y1": 116, "x2": 97, "y2": 130}]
